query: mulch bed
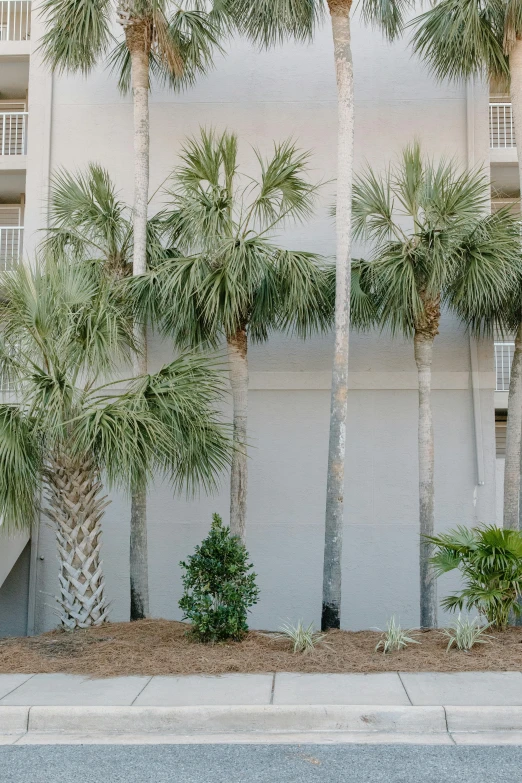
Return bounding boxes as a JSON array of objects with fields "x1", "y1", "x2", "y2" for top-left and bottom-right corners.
[{"x1": 1, "y1": 620, "x2": 522, "y2": 677}]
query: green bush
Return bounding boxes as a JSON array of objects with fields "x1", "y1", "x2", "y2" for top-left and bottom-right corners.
[
  {"x1": 179, "y1": 513, "x2": 260, "y2": 642},
  {"x1": 428, "y1": 525, "x2": 522, "y2": 630}
]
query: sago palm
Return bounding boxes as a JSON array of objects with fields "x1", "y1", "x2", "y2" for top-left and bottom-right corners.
[
  {"x1": 0, "y1": 256, "x2": 229, "y2": 629},
  {"x1": 128, "y1": 128, "x2": 333, "y2": 542},
  {"x1": 410, "y1": 0, "x2": 522, "y2": 531},
  {"x1": 231, "y1": 0, "x2": 414, "y2": 629},
  {"x1": 353, "y1": 143, "x2": 521, "y2": 627},
  {"x1": 42, "y1": 163, "x2": 165, "y2": 619}
]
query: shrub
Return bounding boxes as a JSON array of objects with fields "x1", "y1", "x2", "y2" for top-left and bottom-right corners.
[
  {"x1": 179, "y1": 513, "x2": 260, "y2": 642},
  {"x1": 274, "y1": 620, "x2": 327, "y2": 654},
  {"x1": 428, "y1": 525, "x2": 522, "y2": 630},
  {"x1": 374, "y1": 616, "x2": 420, "y2": 654},
  {"x1": 442, "y1": 614, "x2": 492, "y2": 652}
]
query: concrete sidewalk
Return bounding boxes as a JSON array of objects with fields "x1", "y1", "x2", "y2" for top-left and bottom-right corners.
[{"x1": 2, "y1": 672, "x2": 522, "y2": 745}]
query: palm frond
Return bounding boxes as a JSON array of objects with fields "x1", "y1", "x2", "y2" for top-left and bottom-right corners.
[
  {"x1": 269, "y1": 249, "x2": 334, "y2": 339},
  {"x1": 78, "y1": 355, "x2": 231, "y2": 494},
  {"x1": 352, "y1": 165, "x2": 396, "y2": 243},
  {"x1": 350, "y1": 259, "x2": 379, "y2": 331},
  {"x1": 45, "y1": 165, "x2": 130, "y2": 260},
  {"x1": 38, "y1": 0, "x2": 112, "y2": 74},
  {"x1": 249, "y1": 140, "x2": 319, "y2": 230},
  {"x1": 410, "y1": 0, "x2": 508, "y2": 83},
  {"x1": 229, "y1": 0, "x2": 323, "y2": 47},
  {"x1": 0, "y1": 406, "x2": 41, "y2": 532},
  {"x1": 359, "y1": 0, "x2": 415, "y2": 41},
  {"x1": 445, "y1": 209, "x2": 522, "y2": 336}
]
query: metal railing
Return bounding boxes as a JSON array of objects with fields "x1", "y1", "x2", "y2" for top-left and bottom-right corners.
[
  {"x1": 490, "y1": 103, "x2": 516, "y2": 148},
  {"x1": 495, "y1": 342, "x2": 515, "y2": 392},
  {"x1": 0, "y1": 226, "x2": 23, "y2": 270},
  {"x1": 0, "y1": 112, "x2": 27, "y2": 155},
  {"x1": 0, "y1": 0, "x2": 31, "y2": 41}
]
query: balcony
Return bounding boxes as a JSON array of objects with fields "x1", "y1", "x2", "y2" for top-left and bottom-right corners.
[
  {"x1": 495, "y1": 341, "x2": 515, "y2": 393},
  {"x1": 490, "y1": 103, "x2": 515, "y2": 148},
  {"x1": 490, "y1": 103, "x2": 518, "y2": 164},
  {"x1": 0, "y1": 110, "x2": 26, "y2": 155},
  {"x1": 0, "y1": 1, "x2": 30, "y2": 42},
  {"x1": 0, "y1": 225, "x2": 23, "y2": 269}
]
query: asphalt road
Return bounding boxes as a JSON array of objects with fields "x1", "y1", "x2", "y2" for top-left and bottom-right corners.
[{"x1": 1, "y1": 744, "x2": 522, "y2": 783}]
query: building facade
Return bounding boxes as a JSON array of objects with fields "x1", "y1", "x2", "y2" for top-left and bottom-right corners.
[{"x1": 0, "y1": 3, "x2": 504, "y2": 635}]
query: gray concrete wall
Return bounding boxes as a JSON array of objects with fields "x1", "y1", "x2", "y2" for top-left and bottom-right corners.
[
  {"x1": 0, "y1": 543, "x2": 30, "y2": 638},
  {"x1": 22, "y1": 15, "x2": 496, "y2": 632}
]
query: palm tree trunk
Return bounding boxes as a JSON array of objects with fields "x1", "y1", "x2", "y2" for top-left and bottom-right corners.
[
  {"x1": 127, "y1": 24, "x2": 151, "y2": 619},
  {"x1": 510, "y1": 38, "x2": 522, "y2": 210},
  {"x1": 504, "y1": 321, "x2": 522, "y2": 529},
  {"x1": 44, "y1": 452, "x2": 110, "y2": 630},
  {"x1": 130, "y1": 476, "x2": 149, "y2": 620},
  {"x1": 227, "y1": 327, "x2": 248, "y2": 542},
  {"x1": 506, "y1": 42, "x2": 522, "y2": 531},
  {"x1": 322, "y1": 0, "x2": 354, "y2": 632},
  {"x1": 414, "y1": 330, "x2": 437, "y2": 629},
  {"x1": 128, "y1": 31, "x2": 149, "y2": 276}
]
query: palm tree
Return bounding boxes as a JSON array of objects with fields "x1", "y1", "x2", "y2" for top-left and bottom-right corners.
[
  {"x1": 42, "y1": 163, "x2": 168, "y2": 620},
  {"x1": 0, "y1": 255, "x2": 229, "y2": 629},
  {"x1": 231, "y1": 0, "x2": 414, "y2": 629},
  {"x1": 410, "y1": 0, "x2": 522, "y2": 531},
  {"x1": 128, "y1": 128, "x2": 333, "y2": 542},
  {"x1": 39, "y1": 0, "x2": 225, "y2": 274},
  {"x1": 39, "y1": 0, "x2": 226, "y2": 619},
  {"x1": 352, "y1": 143, "x2": 521, "y2": 627}
]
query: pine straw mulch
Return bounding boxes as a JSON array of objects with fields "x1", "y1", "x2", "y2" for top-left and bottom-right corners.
[{"x1": 1, "y1": 620, "x2": 522, "y2": 677}]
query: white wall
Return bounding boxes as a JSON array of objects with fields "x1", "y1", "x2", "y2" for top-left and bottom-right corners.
[{"x1": 24, "y1": 15, "x2": 496, "y2": 632}]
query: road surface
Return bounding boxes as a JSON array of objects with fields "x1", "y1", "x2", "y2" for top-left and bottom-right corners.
[{"x1": 1, "y1": 743, "x2": 521, "y2": 782}]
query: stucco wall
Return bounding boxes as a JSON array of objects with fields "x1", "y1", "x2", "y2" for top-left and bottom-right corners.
[
  {"x1": 0, "y1": 543, "x2": 30, "y2": 638},
  {"x1": 23, "y1": 15, "x2": 496, "y2": 632}
]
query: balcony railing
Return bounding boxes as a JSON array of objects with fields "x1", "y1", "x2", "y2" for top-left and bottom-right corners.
[
  {"x1": 0, "y1": 226, "x2": 23, "y2": 270},
  {"x1": 0, "y1": 112, "x2": 27, "y2": 155},
  {"x1": 495, "y1": 342, "x2": 515, "y2": 392},
  {"x1": 0, "y1": 1, "x2": 31, "y2": 41},
  {"x1": 490, "y1": 103, "x2": 516, "y2": 149}
]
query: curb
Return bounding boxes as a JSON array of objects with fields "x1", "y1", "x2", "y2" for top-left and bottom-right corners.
[
  {"x1": 3, "y1": 705, "x2": 522, "y2": 738},
  {"x1": 0, "y1": 706, "x2": 29, "y2": 734},
  {"x1": 446, "y1": 706, "x2": 522, "y2": 734},
  {"x1": 4, "y1": 705, "x2": 447, "y2": 735}
]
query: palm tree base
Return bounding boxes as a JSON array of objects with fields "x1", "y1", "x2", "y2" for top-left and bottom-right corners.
[{"x1": 45, "y1": 452, "x2": 110, "y2": 630}]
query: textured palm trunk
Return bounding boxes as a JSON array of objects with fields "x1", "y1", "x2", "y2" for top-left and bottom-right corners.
[
  {"x1": 44, "y1": 452, "x2": 110, "y2": 630},
  {"x1": 506, "y1": 41, "x2": 522, "y2": 531},
  {"x1": 127, "y1": 22, "x2": 151, "y2": 619},
  {"x1": 414, "y1": 330, "x2": 437, "y2": 629},
  {"x1": 322, "y1": 0, "x2": 354, "y2": 631},
  {"x1": 128, "y1": 30, "x2": 150, "y2": 276},
  {"x1": 227, "y1": 327, "x2": 248, "y2": 542},
  {"x1": 504, "y1": 322, "x2": 522, "y2": 530}
]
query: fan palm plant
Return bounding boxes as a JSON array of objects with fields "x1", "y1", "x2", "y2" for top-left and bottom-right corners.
[
  {"x1": 428, "y1": 525, "x2": 522, "y2": 629},
  {"x1": 410, "y1": 0, "x2": 522, "y2": 532},
  {"x1": 0, "y1": 255, "x2": 229, "y2": 629},
  {"x1": 42, "y1": 163, "x2": 167, "y2": 620},
  {"x1": 231, "y1": 0, "x2": 414, "y2": 630},
  {"x1": 353, "y1": 143, "x2": 521, "y2": 627},
  {"x1": 128, "y1": 128, "x2": 333, "y2": 542}
]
